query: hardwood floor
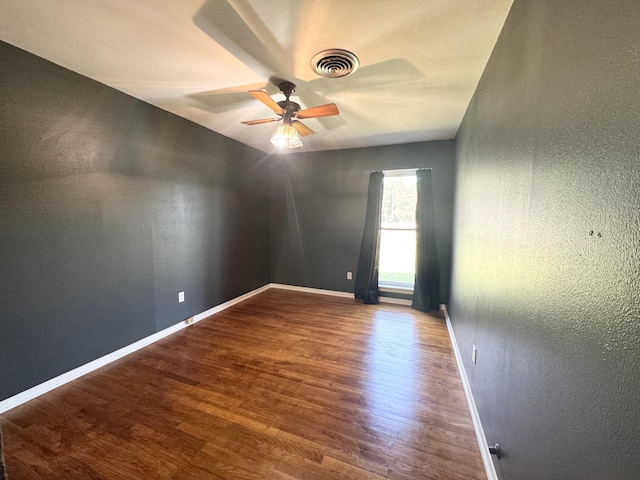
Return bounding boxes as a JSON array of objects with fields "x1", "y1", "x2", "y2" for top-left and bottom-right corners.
[{"x1": 0, "y1": 289, "x2": 486, "y2": 479}]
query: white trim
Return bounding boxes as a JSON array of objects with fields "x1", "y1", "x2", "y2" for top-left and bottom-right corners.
[
  {"x1": 0, "y1": 284, "x2": 271, "y2": 414},
  {"x1": 269, "y1": 283, "x2": 353, "y2": 298},
  {"x1": 192, "y1": 284, "x2": 271, "y2": 322},
  {"x1": 0, "y1": 282, "x2": 427, "y2": 415},
  {"x1": 441, "y1": 305, "x2": 498, "y2": 480},
  {"x1": 382, "y1": 168, "x2": 418, "y2": 177},
  {"x1": 269, "y1": 283, "x2": 413, "y2": 306},
  {"x1": 379, "y1": 283, "x2": 414, "y2": 295}
]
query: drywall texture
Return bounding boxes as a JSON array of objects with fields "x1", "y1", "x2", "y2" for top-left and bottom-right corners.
[
  {"x1": 0, "y1": 42, "x2": 271, "y2": 401},
  {"x1": 270, "y1": 141, "x2": 455, "y2": 302},
  {"x1": 450, "y1": 1, "x2": 640, "y2": 479}
]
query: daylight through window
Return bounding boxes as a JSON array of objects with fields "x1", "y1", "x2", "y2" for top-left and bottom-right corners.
[{"x1": 379, "y1": 172, "x2": 417, "y2": 287}]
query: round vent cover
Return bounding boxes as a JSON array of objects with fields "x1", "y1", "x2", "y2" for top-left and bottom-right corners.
[{"x1": 311, "y1": 49, "x2": 359, "y2": 78}]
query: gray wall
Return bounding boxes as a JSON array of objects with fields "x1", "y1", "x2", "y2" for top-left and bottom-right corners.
[
  {"x1": 450, "y1": 1, "x2": 640, "y2": 479},
  {"x1": 270, "y1": 141, "x2": 456, "y2": 301},
  {"x1": 0, "y1": 42, "x2": 271, "y2": 402}
]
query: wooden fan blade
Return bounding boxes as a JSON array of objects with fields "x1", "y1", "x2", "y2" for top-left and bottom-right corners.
[
  {"x1": 296, "y1": 103, "x2": 339, "y2": 119},
  {"x1": 241, "y1": 117, "x2": 280, "y2": 125},
  {"x1": 292, "y1": 120, "x2": 316, "y2": 137},
  {"x1": 249, "y1": 90, "x2": 284, "y2": 115}
]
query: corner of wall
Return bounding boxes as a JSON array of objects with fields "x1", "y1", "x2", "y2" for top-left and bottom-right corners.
[{"x1": 440, "y1": 304, "x2": 498, "y2": 480}]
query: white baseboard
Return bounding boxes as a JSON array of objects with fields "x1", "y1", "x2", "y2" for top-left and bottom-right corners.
[
  {"x1": 3, "y1": 284, "x2": 494, "y2": 478},
  {"x1": 192, "y1": 284, "x2": 271, "y2": 322},
  {"x1": 441, "y1": 305, "x2": 498, "y2": 480},
  {"x1": 0, "y1": 284, "x2": 271, "y2": 414},
  {"x1": 269, "y1": 283, "x2": 353, "y2": 298},
  {"x1": 0, "y1": 282, "x2": 415, "y2": 414},
  {"x1": 269, "y1": 283, "x2": 412, "y2": 305}
]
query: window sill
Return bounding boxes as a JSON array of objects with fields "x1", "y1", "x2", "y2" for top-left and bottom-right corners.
[{"x1": 379, "y1": 282, "x2": 414, "y2": 295}]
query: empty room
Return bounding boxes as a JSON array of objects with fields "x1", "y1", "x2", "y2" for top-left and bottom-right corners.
[{"x1": 1, "y1": 1, "x2": 638, "y2": 479}]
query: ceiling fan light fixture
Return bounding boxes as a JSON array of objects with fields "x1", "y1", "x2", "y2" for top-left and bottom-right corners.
[{"x1": 271, "y1": 124, "x2": 303, "y2": 149}]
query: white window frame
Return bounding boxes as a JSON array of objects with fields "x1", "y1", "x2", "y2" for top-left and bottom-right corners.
[{"x1": 379, "y1": 169, "x2": 417, "y2": 294}]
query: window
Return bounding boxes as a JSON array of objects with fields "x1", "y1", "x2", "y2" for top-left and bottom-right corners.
[{"x1": 379, "y1": 171, "x2": 417, "y2": 289}]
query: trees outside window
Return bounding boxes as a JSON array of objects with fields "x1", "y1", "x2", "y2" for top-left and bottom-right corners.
[{"x1": 379, "y1": 173, "x2": 417, "y2": 286}]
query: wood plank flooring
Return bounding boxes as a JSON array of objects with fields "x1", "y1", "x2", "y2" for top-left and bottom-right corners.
[{"x1": 0, "y1": 289, "x2": 486, "y2": 479}]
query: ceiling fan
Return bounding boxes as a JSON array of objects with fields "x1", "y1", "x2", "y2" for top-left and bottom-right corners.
[{"x1": 241, "y1": 81, "x2": 339, "y2": 148}]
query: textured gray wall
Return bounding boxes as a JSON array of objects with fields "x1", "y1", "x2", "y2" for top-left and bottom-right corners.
[
  {"x1": 270, "y1": 141, "x2": 455, "y2": 301},
  {"x1": 450, "y1": 1, "x2": 640, "y2": 479},
  {"x1": 0, "y1": 42, "x2": 271, "y2": 401}
]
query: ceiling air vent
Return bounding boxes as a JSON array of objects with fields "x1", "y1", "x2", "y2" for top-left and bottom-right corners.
[{"x1": 311, "y1": 49, "x2": 359, "y2": 78}]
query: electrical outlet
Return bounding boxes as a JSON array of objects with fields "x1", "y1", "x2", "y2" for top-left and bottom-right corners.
[
  {"x1": 178, "y1": 291, "x2": 185, "y2": 303},
  {"x1": 185, "y1": 316, "x2": 195, "y2": 326},
  {"x1": 346, "y1": 271, "x2": 353, "y2": 280},
  {"x1": 472, "y1": 344, "x2": 478, "y2": 364}
]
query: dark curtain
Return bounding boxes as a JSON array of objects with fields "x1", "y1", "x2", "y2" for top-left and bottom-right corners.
[
  {"x1": 412, "y1": 169, "x2": 440, "y2": 312},
  {"x1": 354, "y1": 171, "x2": 384, "y2": 304}
]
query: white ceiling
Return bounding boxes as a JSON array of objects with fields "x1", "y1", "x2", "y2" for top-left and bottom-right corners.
[{"x1": 0, "y1": 0, "x2": 513, "y2": 154}]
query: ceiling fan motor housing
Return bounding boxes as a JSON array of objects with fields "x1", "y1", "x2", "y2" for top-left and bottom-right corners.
[
  {"x1": 277, "y1": 100, "x2": 300, "y2": 124},
  {"x1": 278, "y1": 81, "x2": 297, "y2": 99}
]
